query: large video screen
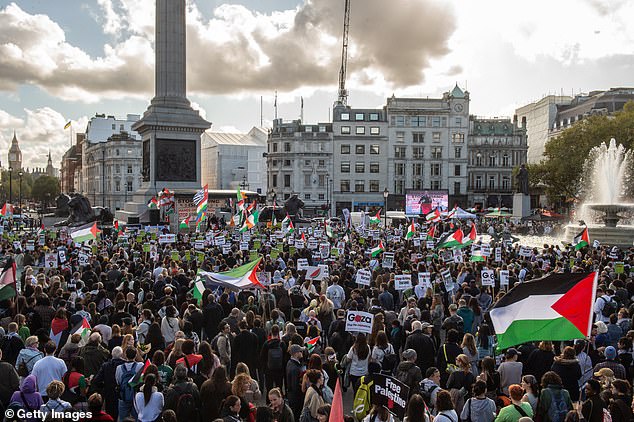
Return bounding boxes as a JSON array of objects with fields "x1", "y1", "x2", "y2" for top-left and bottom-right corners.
[{"x1": 405, "y1": 190, "x2": 449, "y2": 215}]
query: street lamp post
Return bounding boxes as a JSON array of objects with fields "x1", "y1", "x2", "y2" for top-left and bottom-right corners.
[
  {"x1": 8, "y1": 167, "x2": 12, "y2": 204},
  {"x1": 18, "y1": 171, "x2": 23, "y2": 213},
  {"x1": 102, "y1": 149, "x2": 106, "y2": 208},
  {"x1": 383, "y1": 187, "x2": 389, "y2": 227}
]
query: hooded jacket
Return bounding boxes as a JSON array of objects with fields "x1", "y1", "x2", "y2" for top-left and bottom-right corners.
[
  {"x1": 395, "y1": 361, "x2": 422, "y2": 397},
  {"x1": 10, "y1": 374, "x2": 44, "y2": 421},
  {"x1": 551, "y1": 357, "x2": 582, "y2": 401}
]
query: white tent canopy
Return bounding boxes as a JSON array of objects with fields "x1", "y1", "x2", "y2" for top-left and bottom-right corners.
[{"x1": 445, "y1": 206, "x2": 477, "y2": 219}]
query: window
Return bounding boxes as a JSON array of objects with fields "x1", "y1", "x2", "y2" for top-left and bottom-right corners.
[
  {"x1": 413, "y1": 179, "x2": 423, "y2": 189},
  {"x1": 502, "y1": 154, "x2": 509, "y2": 167},
  {"x1": 341, "y1": 162, "x2": 350, "y2": 173},
  {"x1": 341, "y1": 126, "x2": 351, "y2": 134},
  {"x1": 394, "y1": 179, "x2": 405, "y2": 194},
  {"x1": 284, "y1": 174, "x2": 291, "y2": 187},
  {"x1": 370, "y1": 145, "x2": 380, "y2": 154},
  {"x1": 431, "y1": 163, "x2": 441, "y2": 176},
  {"x1": 431, "y1": 180, "x2": 441, "y2": 190},
  {"x1": 475, "y1": 176, "x2": 482, "y2": 189},
  {"x1": 488, "y1": 155, "x2": 496, "y2": 167},
  {"x1": 341, "y1": 113, "x2": 350, "y2": 121},
  {"x1": 413, "y1": 163, "x2": 423, "y2": 176},
  {"x1": 304, "y1": 174, "x2": 311, "y2": 187},
  {"x1": 355, "y1": 180, "x2": 365, "y2": 192},
  {"x1": 503, "y1": 176, "x2": 511, "y2": 190},
  {"x1": 489, "y1": 176, "x2": 495, "y2": 190},
  {"x1": 112, "y1": 124, "x2": 116, "y2": 130},
  {"x1": 370, "y1": 127, "x2": 380, "y2": 135},
  {"x1": 116, "y1": 149, "x2": 120, "y2": 156},
  {"x1": 411, "y1": 116, "x2": 425, "y2": 127},
  {"x1": 396, "y1": 131, "x2": 405, "y2": 142},
  {"x1": 455, "y1": 117, "x2": 462, "y2": 126},
  {"x1": 305, "y1": 126, "x2": 312, "y2": 132},
  {"x1": 432, "y1": 132, "x2": 441, "y2": 142},
  {"x1": 272, "y1": 174, "x2": 278, "y2": 187},
  {"x1": 455, "y1": 147, "x2": 462, "y2": 158},
  {"x1": 341, "y1": 145, "x2": 350, "y2": 154},
  {"x1": 355, "y1": 162, "x2": 365, "y2": 173},
  {"x1": 395, "y1": 162, "x2": 405, "y2": 176},
  {"x1": 341, "y1": 180, "x2": 350, "y2": 192},
  {"x1": 413, "y1": 147, "x2": 423, "y2": 159},
  {"x1": 432, "y1": 117, "x2": 441, "y2": 127},
  {"x1": 284, "y1": 160, "x2": 291, "y2": 167},
  {"x1": 115, "y1": 181, "x2": 120, "y2": 191},
  {"x1": 355, "y1": 113, "x2": 364, "y2": 121},
  {"x1": 370, "y1": 162, "x2": 380, "y2": 173},
  {"x1": 318, "y1": 160, "x2": 325, "y2": 166},
  {"x1": 319, "y1": 125, "x2": 326, "y2": 133},
  {"x1": 272, "y1": 143, "x2": 278, "y2": 152},
  {"x1": 272, "y1": 160, "x2": 278, "y2": 167},
  {"x1": 115, "y1": 164, "x2": 121, "y2": 174},
  {"x1": 127, "y1": 165, "x2": 132, "y2": 174},
  {"x1": 476, "y1": 154, "x2": 482, "y2": 166},
  {"x1": 369, "y1": 113, "x2": 379, "y2": 121},
  {"x1": 356, "y1": 145, "x2": 365, "y2": 154},
  {"x1": 454, "y1": 165, "x2": 461, "y2": 176},
  {"x1": 355, "y1": 126, "x2": 365, "y2": 135},
  {"x1": 413, "y1": 132, "x2": 425, "y2": 143},
  {"x1": 304, "y1": 160, "x2": 311, "y2": 166},
  {"x1": 319, "y1": 174, "x2": 326, "y2": 187},
  {"x1": 431, "y1": 147, "x2": 442, "y2": 159},
  {"x1": 451, "y1": 133, "x2": 465, "y2": 143},
  {"x1": 303, "y1": 193, "x2": 311, "y2": 200},
  {"x1": 319, "y1": 193, "x2": 325, "y2": 200},
  {"x1": 394, "y1": 146, "x2": 406, "y2": 158},
  {"x1": 369, "y1": 180, "x2": 380, "y2": 192},
  {"x1": 284, "y1": 142, "x2": 291, "y2": 152},
  {"x1": 395, "y1": 115, "x2": 405, "y2": 127},
  {"x1": 454, "y1": 182, "x2": 461, "y2": 194}
]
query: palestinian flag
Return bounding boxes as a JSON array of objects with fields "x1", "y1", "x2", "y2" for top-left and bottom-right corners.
[
  {"x1": 470, "y1": 250, "x2": 485, "y2": 262},
  {"x1": 436, "y1": 229, "x2": 464, "y2": 249},
  {"x1": 197, "y1": 257, "x2": 264, "y2": 291},
  {"x1": 129, "y1": 360, "x2": 151, "y2": 389},
  {"x1": 371, "y1": 240, "x2": 385, "y2": 258},
  {"x1": 283, "y1": 215, "x2": 294, "y2": 235},
  {"x1": 0, "y1": 258, "x2": 17, "y2": 301},
  {"x1": 573, "y1": 227, "x2": 590, "y2": 251},
  {"x1": 192, "y1": 279, "x2": 205, "y2": 305},
  {"x1": 460, "y1": 224, "x2": 477, "y2": 247},
  {"x1": 240, "y1": 209, "x2": 259, "y2": 233},
  {"x1": 0, "y1": 203, "x2": 13, "y2": 217},
  {"x1": 74, "y1": 317, "x2": 91, "y2": 347},
  {"x1": 147, "y1": 197, "x2": 158, "y2": 209},
  {"x1": 325, "y1": 220, "x2": 334, "y2": 238},
  {"x1": 305, "y1": 336, "x2": 320, "y2": 353},
  {"x1": 426, "y1": 208, "x2": 441, "y2": 222},
  {"x1": 489, "y1": 272, "x2": 597, "y2": 350},
  {"x1": 426, "y1": 225, "x2": 436, "y2": 240},
  {"x1": 180, "y1": 216, "x2": 191, "y2": 230},
  {"x1": 50, "y1": 318, "x2": 68, "y2": 348},
  {"x1": 70, "y1": 222, "x2": 99, "y2": 243},
  {"x1": 445, "y1": 206, "x2": 458, "y2": 219},
  {"x1": 369, "y1": 210, "x2": 381, "y2": 225},
  {"x1": 406, "y1": 221, "x2": 416, "y2": 240}
]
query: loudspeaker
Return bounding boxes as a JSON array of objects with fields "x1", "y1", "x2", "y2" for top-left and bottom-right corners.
[{"x1": 149, "y1": 209, "x2": 160, "y2": 225}]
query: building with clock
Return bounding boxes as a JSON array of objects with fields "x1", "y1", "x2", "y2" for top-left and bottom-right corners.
[{"x1": 8, "y1": 131, "x2": 22, "y2": 170}]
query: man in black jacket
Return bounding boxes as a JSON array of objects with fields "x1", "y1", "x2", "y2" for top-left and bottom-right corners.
[
  {"x1": 232, "y1": 320, "x2": 259, "y2": 377},
  {"x1": 404, "y1": 321, "x2": 436, "y2": 376},
  {"x1": 202, "y1": 294, "x2": 223, "y2": 341},
  {"x1": 285, "y1": 344, "x2": 306, "y2": 421},
  {"x1": 0, "y1": 323, "x2": 24, "y2": 366},
  {"x1": 92, "y1": 346, "x2": 125, "y2": 421},
  {"x1": 260, "y1": 325, "x2": 287, "y2": 393}
]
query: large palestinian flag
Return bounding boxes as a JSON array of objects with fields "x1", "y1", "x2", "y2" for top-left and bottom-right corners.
[
  {"x1": 0, "y1": 258, "x2": 17, "y2": 301},
  {"x1": 436, "y1": 229, "x2": 463, "y2": 249},
  {"x1": 572, "y1": 227, "x2": 590, "y2": 251},
  {"x1": 489, "y1": 272, "x2": 597, "y2": 350},
  {"x1": 197, "y1": 257, "x2": 264, "y2": 291}
]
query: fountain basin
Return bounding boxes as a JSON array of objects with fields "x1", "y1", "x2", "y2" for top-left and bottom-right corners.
[
  {"x1": 586, "y1": 203, "x2": 634, "y2": 228},
  {"x1": 565, "y1": 224, "x2": 634, "y2": 248}
]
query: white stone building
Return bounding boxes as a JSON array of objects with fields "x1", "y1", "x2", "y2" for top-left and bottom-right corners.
[{"x1": 201, "y1": 126, "x2": 268, "y2": 193}]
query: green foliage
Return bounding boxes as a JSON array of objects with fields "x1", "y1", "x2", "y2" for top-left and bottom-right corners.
[
  {"x1": 30, "y1": 176, "x2": 60, "y2": 204},
  {"x1": 531, "y1": 101, "x2": 634, "y2": 203}
]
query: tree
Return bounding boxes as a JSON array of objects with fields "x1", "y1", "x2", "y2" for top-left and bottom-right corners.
[
  {"x1": 30, "y1": 176, "x2": 60, "y2": 206},
  {"x1": 531, "y1": 101, "x2": 634, "y2": 204}
]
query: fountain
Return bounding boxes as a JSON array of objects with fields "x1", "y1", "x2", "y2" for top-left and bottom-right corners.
[{"x1": 565, "y1": 138, "x2": 634, "y2": 247}]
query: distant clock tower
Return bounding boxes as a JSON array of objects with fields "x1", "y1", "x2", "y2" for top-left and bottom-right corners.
[{"x1": 8, "y1": 131, "x2": 22, "y2": 170}]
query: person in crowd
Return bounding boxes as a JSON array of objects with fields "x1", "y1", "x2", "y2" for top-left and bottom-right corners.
[
  {"x1": 526, "y1": 341, "x2": 556, "y2": 385},
  {"x1": 447, "y1": 353, "x2": 476, "y2": 415},
  {"x1": 520, "y1": 374, "x2": 539, "y2": 414},
  {"x1": 83, "y1": 393, "x2": 115, "y2": 421},
  {"x1": 580, "y1": 379, "x2": 605, "y2": 422},
  {"x1": 15, "y1": 335, "x2": 42, "y2": 376},
  {"x1": 434, "y1": 390, "x2": 459, "y2": 422},
  {"x1": 302, "y1": 369, "x2": 325, "y2": 422},
  {"x1": 268, "y1": 387, "x2": 294, "y2": 422},
  {"x1": 461, "y1": 380, "x2": 496, "y2": 422},
  {"x1": 403, "y1": 394, "x2": 430, "y2": 422},
  {"x1": 347, "y1": 333, "x2": 371, "y2": 394},
  {"x1": 404, "y1": 320, "x2": 435, "y2": 377},
  {"x1": 115, "y1": 346, "x2": 145, "y2": 420},
  {"x1": 498, "y1": 347, "x2": 522, "y2": 395},
  {"x1": 39, "y1": 380, "x2": 72, "y2": 417},
  {"x1": 535, "y1": 371, "x2": 573, "y2": 422},
  {"x1": 609, "y1": 379, "x2": 634, "y2": 422},
  {"x1": 8, "y1": 374, "x2": 43, "y2": 422},
  {"x1": 31, "y1": 340, "x2": 67, "y2": 400},
  {"x1": 495, "y1": 384, "x2": 533, "y2": 421},
  {"x1": 363, "y1": 404, "x2": 394, "y2": 422},
  {"x1": 437, "y1": 329, "x2": 462, "y2": 388},
  {"x1": 286, "y1": 344, "x2": 306, "y2": 420},
  {"x1": 395, "y1": 349, "x2": 422, "y2": 398},
  {"x1": 551, "y1": 346, "x2": 582, "y2": 402},
  {"x1": 420, "y1": 367, "x2": 441, "y2": 414},
  {"x1": 593, "y1": 345, "x2": 627, "y2": 380}
]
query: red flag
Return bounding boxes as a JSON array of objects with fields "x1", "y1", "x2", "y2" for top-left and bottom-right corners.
[{"x1": 329, "y1": 378, "x2": 344, "y2": 422}]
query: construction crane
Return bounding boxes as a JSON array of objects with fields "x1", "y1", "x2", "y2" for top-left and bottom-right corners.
[{"x1": 336, "y1": 0, "x2": 351, "y2": 106}]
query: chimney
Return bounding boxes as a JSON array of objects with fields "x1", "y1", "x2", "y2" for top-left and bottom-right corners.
[{"x1": 521, "y1": 116, "x2": 527, "y2": 129}]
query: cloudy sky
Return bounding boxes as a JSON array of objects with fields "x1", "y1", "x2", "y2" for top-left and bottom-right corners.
[{"x1": 1, "y1": 0, "x2": 633, "y2": 168}]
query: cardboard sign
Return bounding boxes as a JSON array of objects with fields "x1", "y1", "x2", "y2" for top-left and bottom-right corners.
[
  {"x1": 240, "y1": 241, "x2": 249, "y2": 251},
  {"x1": 38, "y1": 232, "x2": 46, "y2": 246},
  {"x1": 418, "y1": 272, "x2": 431, "y2": 288},
  {"x1": 370, "y1": 374, "x2": 409, "y2": 419},
  {"x1": 426, "y1": 240, "x2": 435, "y2": 249},
  {"x1": 57, "y1": 249, "x2": 67, "y2": 264},
  {"x1": 481, "y1": 269, "x2": 495, "y2": 286},
  {"x1": 318, "y1": 264, "x2": 329, "y2": 278},
  {"x1": 222, "y1": 245, "x2": 232, "y2": 255},
  {"x1": 197, "y1": 251, "x2": 205, "y2": 263},
  {"x1": 593, "y1": 239, "x2": 600, "y2": 248},
  {"x1": 78, "y1": 252, "x2": 90, "y2": 266},
  {"x1": 494, "y1": 247, "x2": 502, "y2": 262},
  {"x1": 481, "y1": 244, "x2": 491, "y2": 257},
  {"x1": 171, "y1": 250, "x2": 180, "y2": 261},
  {"x1": 143, "y1": 243, "x2": 150, "y2": 253},
  {"x1": 158, "y1": 234, "x2": 176, "y2": 244},
  {"x1": 297, "y1": 258, "x2": 309, "y2": 271},
  {"x1": 308, "y1": 239, "x2": 318, "y2": 250},
  {"x1": 319, "y1": 243, "x2": 330, "y2": 259},
  {"x1": 395, "y1": 274, "x2": 412, "y2": 290},
  {"x1": 295, "y1": 240, "x2": 305, "y2": 249},
  {"x1": 453, "y1": 250, "x2": 464, "y2": 263},
  {"x1": 615, "y1": 262, "x2": 625, "y2": 274},
  {"x1": 215, "y1": 237, "x2": 226, "y2": 246},
  {"x1": 43, "y1": 253, "x2": 57, "y2": 268},
  {"x1": 382, "y1": 252, "x2": 394, "y2": 269},
  {"x1": 500, "y1": 269, "x2": 510, "y2": 286},
  {"x1": 413, "y1": 239, "x2": 421, "y2": 247},
  {"x1": 26, "y1": 240, "x2": 35, "y2": 251},
  {"x1": 345, "y1": 310, "x2": 374, "y2": 334},
  {"x1": 356, "y1": 269, "x2": 372, "y2": 286},
  {"x1": 305, "y1": 266, "x2": 326, "y2": 280},
  {"x1": 519, "y1": 246, "x2": 532, "y2": 257},
  {"x1": 195, "y1": 240, "x2": 205, "y2": 250}
]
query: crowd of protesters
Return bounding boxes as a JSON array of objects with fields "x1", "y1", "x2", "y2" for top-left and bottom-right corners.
[{"x1": 0, "y1": 216, "x2": 632, "y2": 422}]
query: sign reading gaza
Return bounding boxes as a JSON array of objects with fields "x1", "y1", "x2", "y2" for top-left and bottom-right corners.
[
  {"x1": 371, "y1": 374, "x2": 409, "y2": 419},
  {"x1": 345, "y1": 310, "x2": 374, "y2": 334}
]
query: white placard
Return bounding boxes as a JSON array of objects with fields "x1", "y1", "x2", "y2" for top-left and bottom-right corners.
[
  {"x1": 297, "y1": 258, "x2": 309, "y2": 271},
  {"x1": 356, "y1": 269, "x2": 372, "y2": 286},
  {"x1": 158, "y1": 234, "x2": 176, "y2": 244},
  {"x1": 45, "y1": 253, "x2": 58, "y2": 268},
  {"x1": 38, "y1": 233, "x2": 46, "y2": 246},
  {"x1": 593, "y1": 240, "x2": 600, "y2": 248},
  {"x1": 345, "y1": 310, "x2": 374, "y2": 334},
  {"x1": 58, "y1": 249, "x2": 67, "y2": 264},
  {"x1": 481, "y1": 269, "x2": 495, "y2": 286},
  {"x1": 481, "y1": 244, "x2": 491, "y2": 257},
  {"x1": 242, "y1": 232, "x2": 251, "y2": 242},
  {"x1": 305, "y1": 266, "x2": 326, "y2": 280},
  {"x1": 222, "y1": 245, "x2": 232, "y2": 255},
  {"x1": 240, "y1": 241, "x2": 249, "y2": 251},
  {"x1": 418, "y1": 272, "x2": 432, "y2": 288},
  {"x1": 295, "y1": 240, "x2": 305, "y2": 249},
  {"x1": 500, "y1": 269, "x2": 510, "y2": 286},
  {"x1": 194, "y1": 240, "x2": 205, "y2": 250},
  {"x1": 426, "y1": 240, "x2": 435, "y2": 249},
  {"x1": 382, "y1": 252, "x2": 394, "y2": 269},
  {"x1": 369, "y1": 230, "x2": 379, "y2": 239},
  {"x1": 454, "y1": 250, "x2": 464, "y2": 263},
  {"x1": 319, "y1": 243, "x2": 330, "y2": 259},
  {"x1": 520, "y1": 246, "x2": 532, "y2": 257},
  {"x1": 395, "y1": 274, "x2": 412, "y2": 290},
  {"x1": 318, "y1": 264, "x2": 330, "y2": 278},
  {"x1": 26, "y1": 240, "x2": 35, "y2": 251},
  {"x1": 308, "y1": 239, "x2": 318, "y2": 250},
  {"x1": 12, "y1": 241, "x2": 21, "y2": 251},
  {"x1": 494, "y1": 247, "x2": 502, "y2": 262},
  {"x1": 78, "y1": 252, "x2": 90, "y2": 266},
  {"x1": 215, "y1": 237, "x2": 226, "y2": 246},
  {"x1": 413, "y1": 239, "x2": 421, "y2": 247}
]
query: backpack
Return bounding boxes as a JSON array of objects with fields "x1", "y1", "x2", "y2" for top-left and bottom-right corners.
[
  {"x1": 176, "y1": 391, "x2": 199, "y2": 422},
  {"x1": 420, "y1": 382, "x2": 439, "y2": 410},
  {"x1": 210, "y1": 334, "x2": 221, "y2": 354},
  {"x1": 183, "y1": 356, "x2": 206, "y2": 388},
  {"x1": 118, "y1": 363, "x2": 138, "y2": 402},
  {"x1": 381, "y1": 348, "x2": 399, "y2": 375},
  {"x1": 17, "y1": 352, "x2": 41, "y2": 377},
  {"x1": 352, "y1": 376, "x2": 373, "y2": 421},
  {"x1": 547, "y1": 389, "x2": 569, "y2": 422},
  {"x1": 600, "y1": 296, "x2": 618, "y2": 318},
  {"x1": 267, "y1": 342, "x2": 283, "y2": 371}
]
